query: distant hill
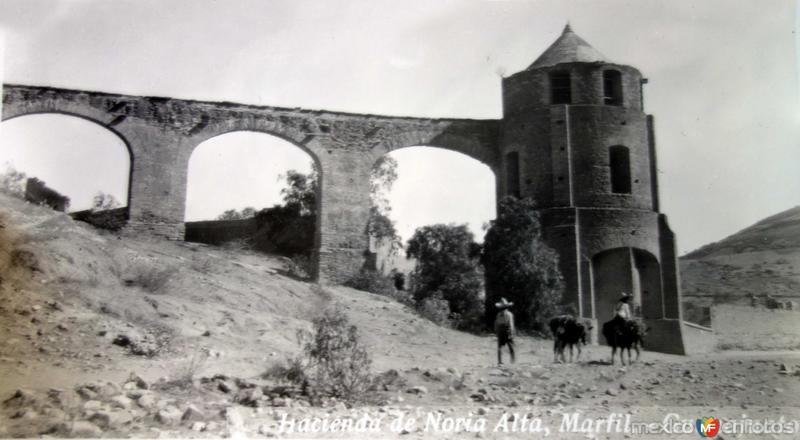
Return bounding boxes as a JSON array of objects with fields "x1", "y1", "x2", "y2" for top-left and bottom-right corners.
[
  {"x1": 683, "y1": 206, "x2": 800, "y2": 259},
  {"x1": 680, "y1": 206, "x2": 800, "y2": 324}
]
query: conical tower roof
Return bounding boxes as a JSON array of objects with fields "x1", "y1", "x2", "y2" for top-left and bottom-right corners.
[{"x1": 527, "y1": 24, "x2": 608, "y2": 70}]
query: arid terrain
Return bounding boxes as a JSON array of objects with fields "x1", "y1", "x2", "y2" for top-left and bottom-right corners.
[
  {"x1": 681, "y1": 206, "x2": 800, "y2": 327},
  {"x1": 2, "y1": 192, "x2": 800, "y2": 439}
]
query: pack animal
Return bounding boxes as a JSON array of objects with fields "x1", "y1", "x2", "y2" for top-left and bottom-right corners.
[
  {"x1": 549, "y1": 315, "x2": 592, "y2": 363},
  {"x1": 602, "y1": 318, "x2": 647, "y2": 365}
]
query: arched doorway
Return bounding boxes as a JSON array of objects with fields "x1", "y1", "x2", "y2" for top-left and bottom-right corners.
[{"x1": 591, "y1": 247, "x2": 663, "y2": 323}]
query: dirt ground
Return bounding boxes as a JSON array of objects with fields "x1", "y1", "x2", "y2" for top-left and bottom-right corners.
[{"x1": 2, "y1": 192, "x2": 800, "y2": 439}]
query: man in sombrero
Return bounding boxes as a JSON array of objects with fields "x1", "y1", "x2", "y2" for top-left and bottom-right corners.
[
  {"x1": 615, "y1": 292, "x2": 632, "y2": 322},
  {"x1": 494, "y1": 298, "x2": 516, "y2": 365}
]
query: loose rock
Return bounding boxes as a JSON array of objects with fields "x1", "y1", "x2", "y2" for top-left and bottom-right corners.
[
  {"x1": 182, "y1": 405, "x2": 205, "y2": 422},
  {"x1": 407, "y1": 386, "x2": 428, "y2": 395},
  {"x1": 69, "y1": 421, "x2": 103, "y2": 437},
  {"x1": 156, "y1": 406, "x2": 182, "y2": 426}
]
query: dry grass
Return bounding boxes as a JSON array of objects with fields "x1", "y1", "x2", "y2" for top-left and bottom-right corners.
[
  {"x1": 123, "y1": 260, "x2": 177, "y2": 294},
  {"x1": 0, "y1": 212, "x2": 35, "y2": 292},
  {"x1": 158, "y1": 349, "x2": 210, "y2": 390}
]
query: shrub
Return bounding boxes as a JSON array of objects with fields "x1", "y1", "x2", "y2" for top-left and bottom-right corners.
[
  {"x1": 288, "y1": 254, "x2": 315, "y2": 280},
  {"x1": 221, "y1": 238, "x2": 253, "y2": 252},
  {"x1": 300, "y1": 305, "x2": 372, "y2": 401},
  {"x1": 344, "y1": 268, "x2": 412, "y2": 305},
  {"x1": 123, "y1": 261, "x2": 176, "y2": 294},
  {"x1": 344, "y1": 268, "x2": 394, "y2": 294},
  {"x1": 418, "y1": 293, "x2": 452, "y2": 327},
  {"x1": 112, "y1": 326, "x2": 173, "y2": 358},
  {"x1": 160, "y1": 349, "x2": 209, "y2": 389},
  {"x1": 391, "y1": 270, "x2": 406, "y2": 291},
  {"x1": 10, "y1": 249, "x2": 39, "y2": 272},
  {"x1": 263, "y1": 356, "x2": 308, "y2": 385}
]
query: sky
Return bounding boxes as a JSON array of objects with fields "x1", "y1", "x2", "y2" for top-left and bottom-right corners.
[{"x1": 0, "y1": 0, "x2": 797, "y2": 254}]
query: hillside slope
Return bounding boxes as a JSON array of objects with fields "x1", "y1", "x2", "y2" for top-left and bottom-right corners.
[
  {"x1": 0, "y1": 191, "x2": 491, "y2": 396},
  {"x1": 680, "y1": 206, "x2": 800, "y2": 323},
  {"x1": 3, "y1": 193, "x2": 800, "y2": 439}
]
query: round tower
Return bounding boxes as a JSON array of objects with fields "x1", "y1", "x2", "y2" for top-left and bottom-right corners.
[
  {"x1": 500, "y1": 24, "x2": 655, "y2": 210},
  {"x1": 499, "y1": 25, "x2": 685, "y2": 354}
]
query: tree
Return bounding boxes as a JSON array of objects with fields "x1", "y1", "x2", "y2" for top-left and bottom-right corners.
[
  {"x1": 216, "y1": 206, "x2": 257, "y2": 220},
  {"x1": 481, "y1": 196, "x2": 564, "y2": 333},
  {"x1": 0, "y1": 164, "x2": 27, "y2": 198},
  {"x1": 248, "y1": 168, "x2": 319, "y2": 258},
  {"x1": 367, "y1": 156, "x2": 402, "y2": 257},
  {"x1": 406, "y1": 224, "x2": 484, "y2": 330},
  {"x1": 280, "y1": 168, "x2": 318, "y2": 216},
  {"x1": 370, "y1": 156, "x2": 398, "y2": 215},
  {"x1": 92, "y1": 192, "x2": 121, "y2": 211}
]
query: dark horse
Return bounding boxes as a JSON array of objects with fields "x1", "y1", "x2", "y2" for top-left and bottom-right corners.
[
  {"x1": 602, "y1": 317, "x2": 646, "y2": 365},
  {"x1": 549, "y1": 315, "x2": 592, "y2": 363}
]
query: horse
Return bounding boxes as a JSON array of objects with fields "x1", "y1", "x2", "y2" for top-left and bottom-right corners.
[{"x1": 602, "y1": 318, "x2": 646, "y2": 365}]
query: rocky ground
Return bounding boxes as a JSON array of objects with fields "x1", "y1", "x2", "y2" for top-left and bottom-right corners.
[
  {"x1": 3, "y1": 349, "x2": 800, "y2": 439},
  {"x1": 2, "y1": 192, "x2": 800, "y2": 439}
]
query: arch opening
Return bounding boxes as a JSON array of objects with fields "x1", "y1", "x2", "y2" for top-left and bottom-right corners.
[
  {"x1": 591, "y1": 247, "x2": 663, "y2": 327},
  {"x1": 367, "y1": 146, "x2": 497, "y2": 276},
  {"x1": 0, "y1": 113, "x2": 131, "y2": 217},
  {"x1": 184, "y1": 131, "x2": 320, "y2": 272}
]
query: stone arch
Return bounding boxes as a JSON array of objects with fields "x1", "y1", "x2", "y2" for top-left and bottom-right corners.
[
  {"x1": 185, "y1": 124, "x2": 322, "y2": 179},
  {"x1": 591, "y1": 247, "x2": 663, "y2": 324},
  {"x1": 375, "y1": 127, "x2": 500, "y2": 171},
  {"x1": 183, "y1": 129, "x2": 323, "y2": 275},
  {"x1": 1, "y1": 111, "x2": 135, "y2": 208},
  {"x1": 189, "y1": 124, "x2": 321, "y2": 169},
  {"x1": 185, "y1": 127, "x2": 323, "y2": 218},
  {"x1": 368, "y1": 144, "x2": 498, "y2": 246}
]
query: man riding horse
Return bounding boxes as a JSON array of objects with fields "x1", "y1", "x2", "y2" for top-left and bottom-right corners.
[{"x1": 603, "y1": 292, "x2": 645, "y2": 365}]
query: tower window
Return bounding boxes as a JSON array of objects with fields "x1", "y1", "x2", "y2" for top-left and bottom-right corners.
[
  {"x1": 609, "y1": 146, "x2": 631, "y2": 194},
  {"x1": 603, "y1": 70, "x2": 623, "y2": 106},
  {"x1": 505, "y1": 152, "x2": 521, "y2": 198},
  {"x1": 549, "y1": 71, "x2": 571, "y2": 105}
]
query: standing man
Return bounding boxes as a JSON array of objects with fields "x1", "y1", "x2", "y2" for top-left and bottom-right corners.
[{"x1": 494, "y1": 298, "x2": 515, "y2": 365}]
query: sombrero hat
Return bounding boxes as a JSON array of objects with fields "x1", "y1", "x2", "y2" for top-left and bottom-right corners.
[{"x1": 495, "y1": 298, "x2": 513, "y2": 309}]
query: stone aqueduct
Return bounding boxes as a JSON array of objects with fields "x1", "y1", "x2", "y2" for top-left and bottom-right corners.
[
  {"x1": 2, "y1": 83, "x2": 500, "y2": 284},
  {"x1": 1, "y1": 26, "x2": 688, "y2": 354}
]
